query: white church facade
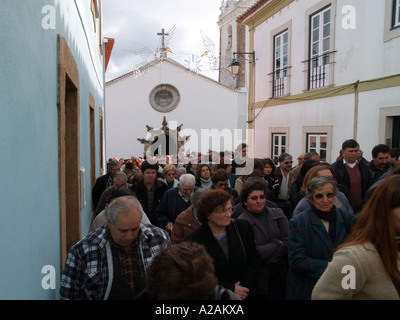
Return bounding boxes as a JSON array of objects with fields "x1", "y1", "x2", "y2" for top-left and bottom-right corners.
[
  {"x1": 105, "y1": 58, "x2": 247, "y2": 159},
  {"x1": 105, "y1": 0, "x2": 260, "y2": 161}
]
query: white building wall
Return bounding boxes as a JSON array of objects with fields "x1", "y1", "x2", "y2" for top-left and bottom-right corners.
[
  {"x1": 253, "y1": 0, "x2": 400, "y2": 98},
  {"x1": 253, "y1": 0, "x2": 320, "y2": 100},
  {"x1": 250, "y1": 0, "x2": 400, "y2": 162},
  {"x1": 334, "y1": 0, "x2": 400, "y2": 84},
  {"x1": 254, "y1": 94, "x2": 354, "y2": 160},
  {"x1": 358, "y1": 87, "x2": 400, "y2": 146}
]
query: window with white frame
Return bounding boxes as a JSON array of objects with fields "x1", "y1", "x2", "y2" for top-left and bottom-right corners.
[
  {"x1": 272, "y1": 133, "x2": 287, "y2": 162},
  {"x1": 309, "y1": 6, "x2": 331, "y2": 89},
  {"x1": 273, "y1": 30, "x2": 289, "y2": 97},
  {"x1": 394, "y1": 0, "x2": 400, "y2": 28},
  {"x1": 307, "y1": 133, "x2": 327, "y2": 161}
]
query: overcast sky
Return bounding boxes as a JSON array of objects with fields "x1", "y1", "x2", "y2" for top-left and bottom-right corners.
[{"x1": 102, "y1": 0, "x2": 223, "y2": 82}]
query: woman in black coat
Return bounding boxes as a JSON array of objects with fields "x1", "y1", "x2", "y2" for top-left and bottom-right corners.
[{"x1": 182, "y1": 189, "x2": 261, "y2": 299}]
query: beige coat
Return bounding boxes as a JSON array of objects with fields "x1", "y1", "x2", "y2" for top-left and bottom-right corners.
[{"x1": 312, "y1": 241, "x2": 400, "y2": 300}]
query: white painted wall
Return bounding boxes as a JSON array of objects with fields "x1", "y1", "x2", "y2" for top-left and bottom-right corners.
[
  {"x1": 334, "y1": 0, "x2": 400, "y2": 84},
  {"x1": 253, "y1": 94, "x2": 354, "y2": 160},
  {"x1": 250, "y1": 0, "x2": 400, "y2": 162}
]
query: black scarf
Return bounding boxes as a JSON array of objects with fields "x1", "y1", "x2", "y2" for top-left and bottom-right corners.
[{"x1": 311, "y1": 205, "x2": 337, "y2": 244}]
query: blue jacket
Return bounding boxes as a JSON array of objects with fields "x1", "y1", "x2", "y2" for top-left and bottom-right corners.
[
  {"x1": 286, "y1": 206, "x2": 353, "y2": 300},
  {"x1": 154, "y1": 186, "x2": 198, "y2": 229},
  {"x1": 60, "y1": 224, "x2": 171, "y2": 300}
]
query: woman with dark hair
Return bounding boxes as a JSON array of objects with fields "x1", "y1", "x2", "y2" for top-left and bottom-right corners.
[
  {"x1": 182, "y1": 189, "x2": 261, "y2": 300},
  {"x1": 195, "y1": 164, "x2": 213, "y2": 189},
  {"x1": 312, "y1": 174, "x2": 400, "y2": 300},
  {"x1": 238, "y1": 176, "x2": 289, "y2": 299},
  {"x1": 211, "y1": 168, "x2": 239, "y2": 204},
  {"x1": 261, "y1": 158, "x2": 280, "y2": 200}
]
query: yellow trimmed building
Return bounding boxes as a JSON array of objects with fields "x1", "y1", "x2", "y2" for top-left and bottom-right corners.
[{"x1": 238, "y1": 0, "x2": 400, "y2": 162}]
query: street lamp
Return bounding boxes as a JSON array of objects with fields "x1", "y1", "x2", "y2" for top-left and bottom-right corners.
[
  {"x1": 228, "y1": 51, "x2": 255, "y2": 76},
  {"x1": 228, "y1": 60, "x2": 240, "y2": 75}
]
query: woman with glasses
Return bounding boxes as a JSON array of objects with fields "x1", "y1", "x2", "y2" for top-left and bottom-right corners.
[
  {"x1": 286, "y1": 175, "x2": 353, "y2": 300},
  {"x1": 182, "y1": 189, "x2": 261, "y2": 300},
  {"x1": 292, "y1": 163, "x2": 353, "y2": 218},
  {"x1": 237, "y1": 176, "x2": 289, "y2": 300}
]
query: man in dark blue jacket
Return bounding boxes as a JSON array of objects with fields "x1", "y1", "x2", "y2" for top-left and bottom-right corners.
[{"x1": 154, "y1": 174, "x2": 197, "y2": 234}]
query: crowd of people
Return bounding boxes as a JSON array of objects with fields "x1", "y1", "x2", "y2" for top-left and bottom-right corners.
[{"x1": 59, "y1": 140, "x2": 400, "y2": 300}]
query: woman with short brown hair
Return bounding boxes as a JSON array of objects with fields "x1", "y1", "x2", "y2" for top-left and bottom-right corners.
[{"x1": 182, "y1": 189, "x2": 261, "y2": 300}]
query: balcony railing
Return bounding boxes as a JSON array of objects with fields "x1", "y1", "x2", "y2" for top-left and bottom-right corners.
[
  {"x1": 307, "y1": 52, "x2": 334, "y2": 90},
  {"x1": 272, "y1": 67, "x2": 289, "y2": 97}
]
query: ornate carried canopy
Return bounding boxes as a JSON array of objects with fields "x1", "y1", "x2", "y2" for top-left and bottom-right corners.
[{"x1": 137, "y1": 116, "x2": 190, "y2": 158}]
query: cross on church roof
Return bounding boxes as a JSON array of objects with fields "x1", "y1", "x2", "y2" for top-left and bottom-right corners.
[{"x1": 157, "y1": 28, "x2": 169, "y2": 59}]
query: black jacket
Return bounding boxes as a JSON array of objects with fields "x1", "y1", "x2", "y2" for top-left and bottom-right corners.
[
  {"x1": 92, "y1": 173, "x2": 112, "y2": 209},
  {"x1": 182, "y1": 219, "x2": 261, "y2": 294},
  {"x1": 129, "y1": 180, "x2": 168, "y2": 224},
  {"x1": 368, "y1": 160, "x2": 394, "y2": 184}
]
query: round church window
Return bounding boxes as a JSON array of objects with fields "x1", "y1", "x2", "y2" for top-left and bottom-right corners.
[{"x1": 149, "y1": 84, "x2": 180, "y2": 113}]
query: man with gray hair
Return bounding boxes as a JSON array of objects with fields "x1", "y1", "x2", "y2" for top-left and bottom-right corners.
[
  {"x1": 90, "y1": 188, "x2": 151, "y2": 232},
  {"x1": 171, "y1": 187, "x2": 209, "y2": 244},
  {"x1": 154, "y1": 173, "x2": 198, "y2": 234},
  {"x1": 60, "y1": 196, "x2": 171, "y2": 300}
]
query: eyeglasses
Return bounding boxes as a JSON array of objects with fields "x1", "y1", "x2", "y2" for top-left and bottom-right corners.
[
  {"x1": 313, "y1": 192, "x2": 335, "y2": 200},
  {"x1": 215, "y1": 207, "x2": 234, "y2": 215},
  {"x1": 249, "y1": 195, "x2": 266, "y2": 201}
]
